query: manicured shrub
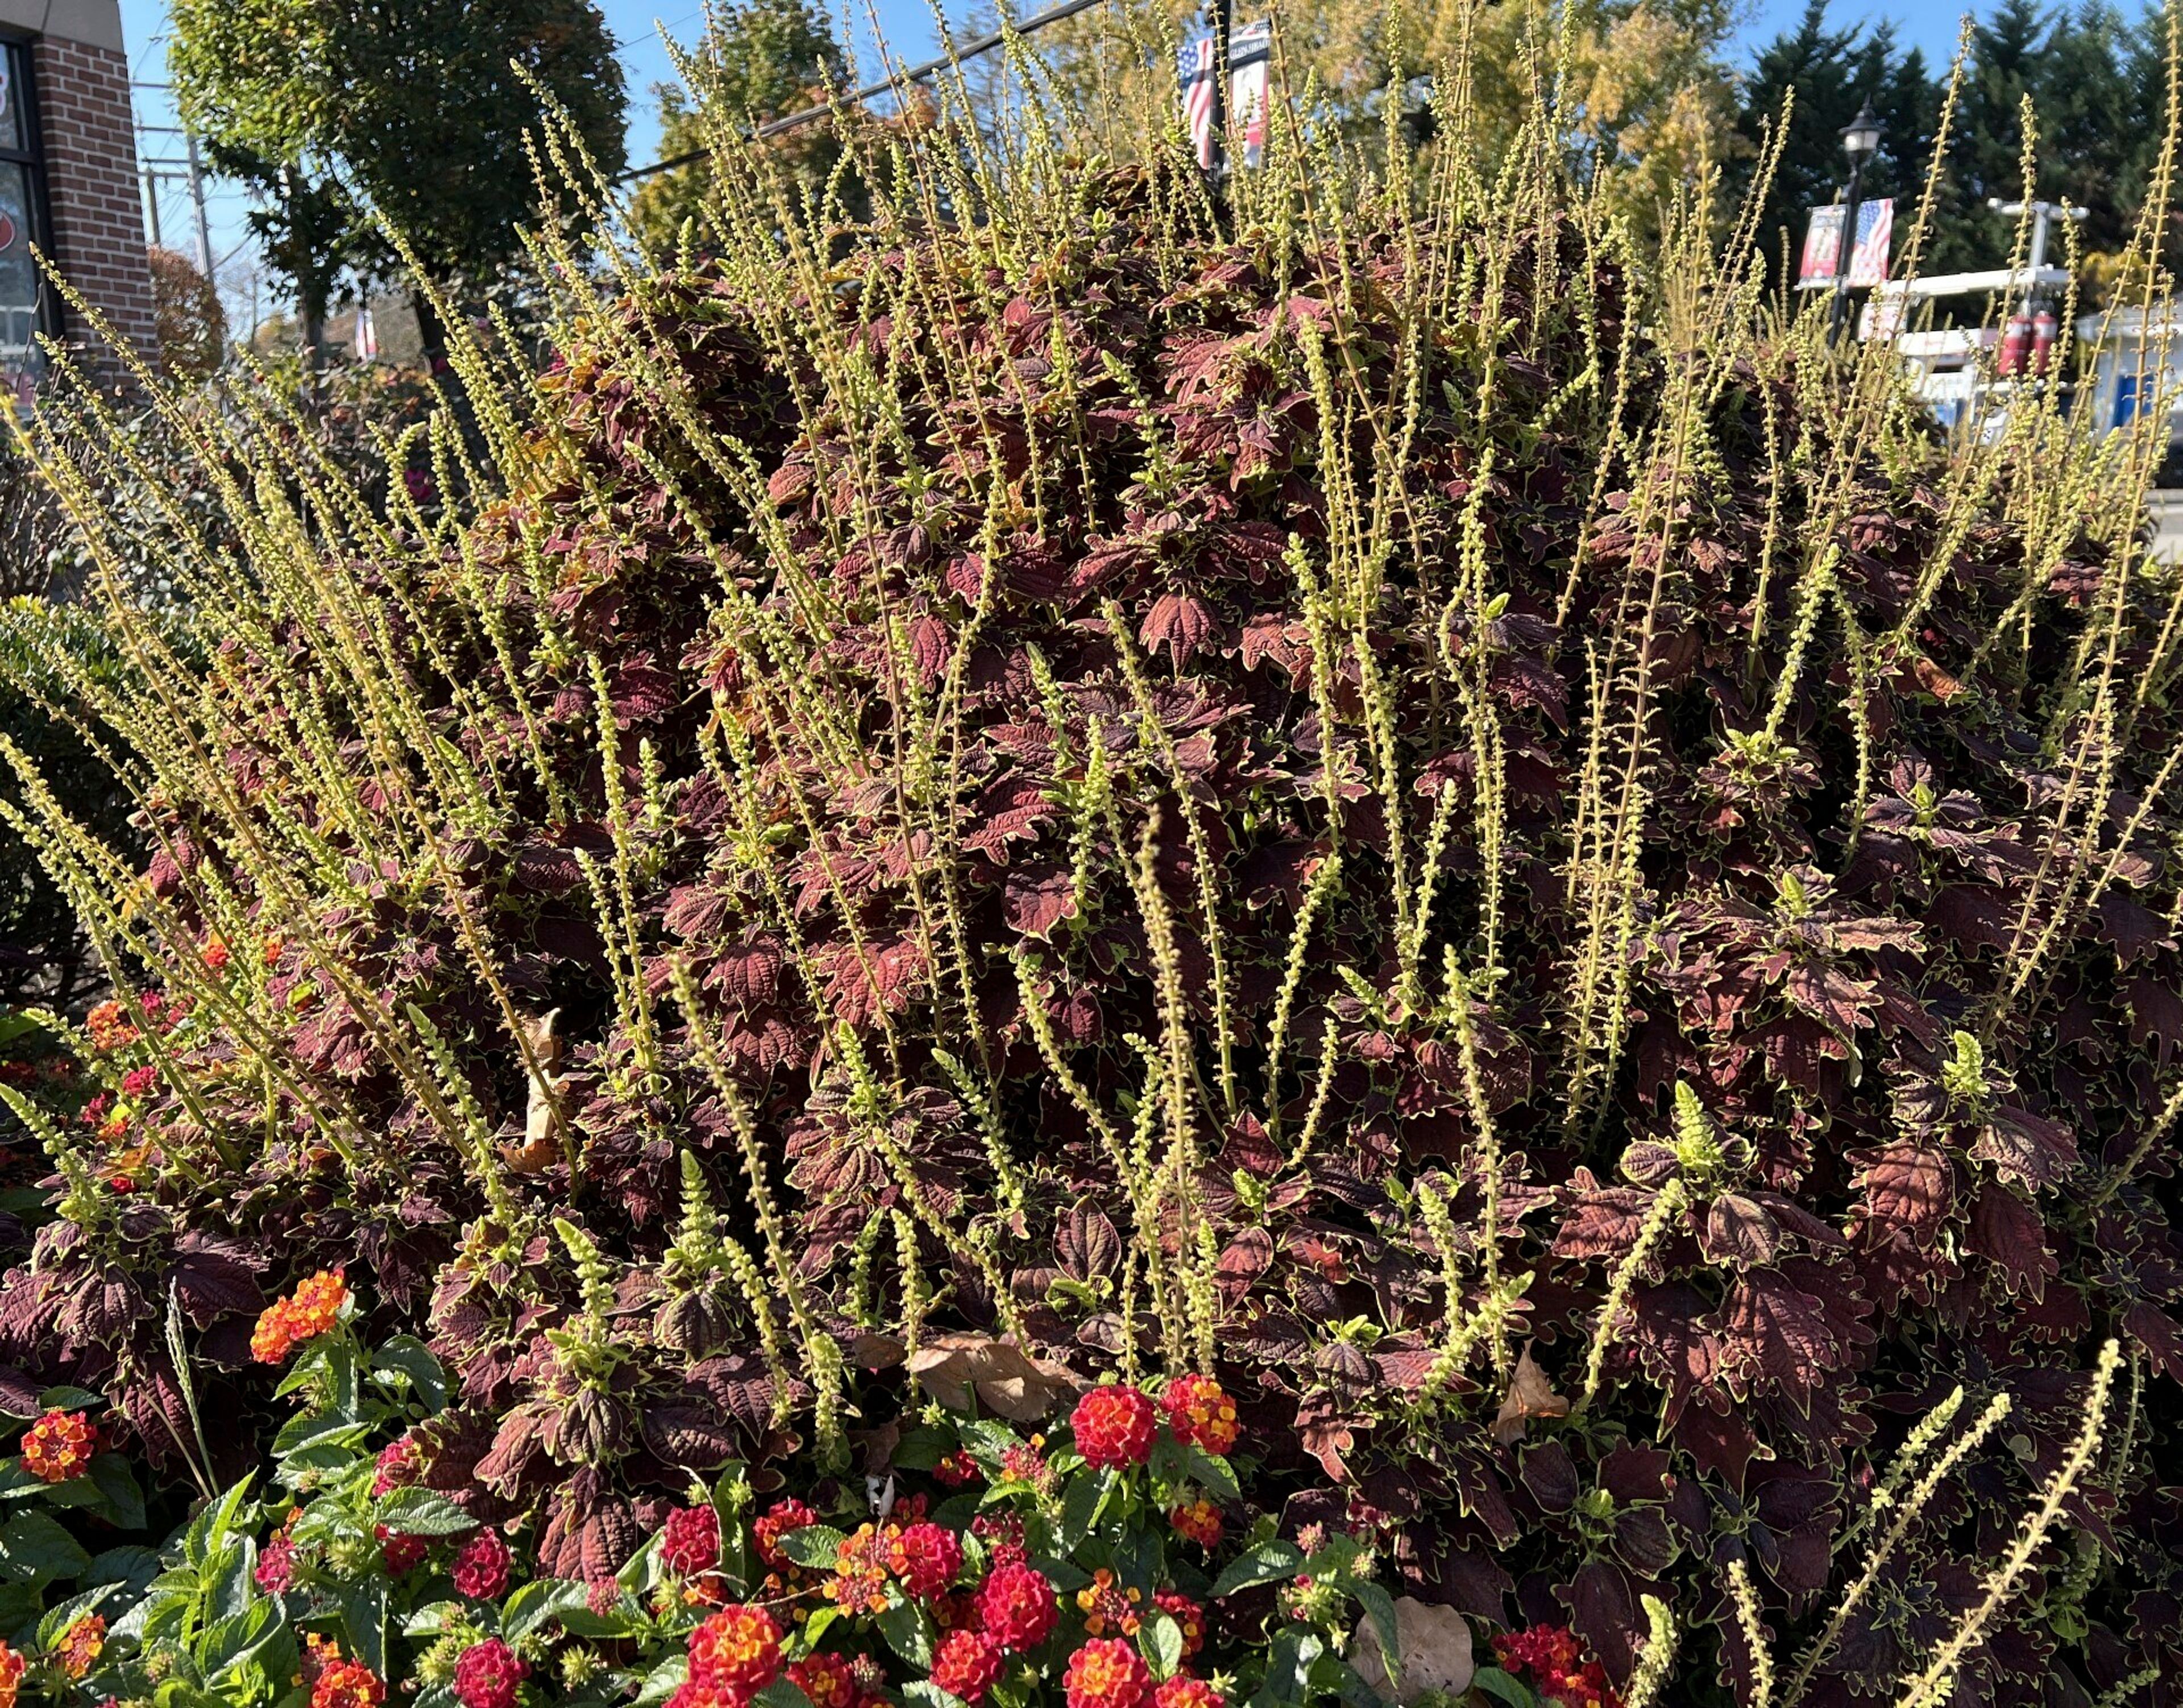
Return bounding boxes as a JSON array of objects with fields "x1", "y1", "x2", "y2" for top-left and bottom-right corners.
[{"x1": 2, "y1": 38, "x2": 2179, "y2": 1708}]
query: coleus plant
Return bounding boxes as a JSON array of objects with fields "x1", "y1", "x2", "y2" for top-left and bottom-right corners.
[{"x1": 1, "y1": 38, "x2": 2179, "y2": 1708}]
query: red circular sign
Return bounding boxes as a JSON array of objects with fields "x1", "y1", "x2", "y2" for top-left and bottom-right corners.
[{"x1": 0, "y1": 212, "x2": 17, "y2": 253}]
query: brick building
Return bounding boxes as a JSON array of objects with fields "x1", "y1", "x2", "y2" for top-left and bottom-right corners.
[{"x1": 2, "y1": 0, "x2": 156, "y2": 404}]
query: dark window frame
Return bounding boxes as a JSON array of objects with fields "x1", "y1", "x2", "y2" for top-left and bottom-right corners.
[{"x1": 1, "y1": 31, "x2": 63, "y2": 353}]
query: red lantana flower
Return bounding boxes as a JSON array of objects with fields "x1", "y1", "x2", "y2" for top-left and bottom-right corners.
[
  {"x1": 256, "y1": 1519, "x2": 299, "y2": 1593},
  {"x1": 1160, "y1": 1375, "x2": 1240, "y2": 1457},
  {"x1": 752, "y1": 1496, "x2": 817, "y2": 1568},
  {"x1": 1153, "y1": 1590, "x2": 1205, "y2": 1659},
  {"x1": 1168, "y1": 1498, "x2": 1222, "y2": 1548},
  {"x1": 887, "y1": 1520, "x2": 964, "y2": 1599},
  {"x1": 664, "y1": 1503, "x2": 724, "y2": 1576},
  {"x1": 1155, "y1": 1679, "x2": 1224, "y2": 1708},
  {"x1": 790, "y1": 1651, "x2": 858, "y2": 1708},
  {"x1": 453, "y1": 1640, "x2": 529, "y2": 1708},
  {"x1": 20, "y1": 1409, "x2": 96, "y2": 1483},
  {"x1": 931, "y1": 1630, "x2": 1005, "y2": 1704},
  {"x1": 1063, "y1": 1637, "x2": 1153, "y2": 1708},
  {"x1": 932, "y1": 1449, "x2": 981, "y2": 1487},
  {"x1": 375, "y1": 1525, "x2": 428, "y2": 1574},
  {"x1": 1493, "y1": 1626, "x2": 1622, "y2": 1708},
  {"x1": 55, "y1": 1614, "x2": 105, "y2": 1679},
  {"x1": 975, "y1": 1561, "x2": 1058, "y2": 1652},
  {"x1": 371, "y1": 1436, "x2": 422, "y2": 1496},
  {"x1": 453, "y1": 1529, "x2": 512, "y2": 1599},
  {"x1": 312, "y1": 1655, "x2": 386, "y2": 1708},
  {"x1": 251, "y1": 1270, "x2": 350, "y2": 1364},
  {"x1": 687, "y1": 1605, "x2": 783, "y2": 1697},
  {"x1": 1071, "y1": 1384, "x2": 1157, "y2": 1470}
]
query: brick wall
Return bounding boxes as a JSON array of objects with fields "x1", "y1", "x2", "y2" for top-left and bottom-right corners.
[{"x1": 30, "y1": 30, "x2": 156, "y2": 363}]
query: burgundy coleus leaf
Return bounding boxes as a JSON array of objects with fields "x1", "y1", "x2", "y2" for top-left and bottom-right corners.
[
  {"x1": 1701, "y1": 1194, "x2": 1782, "y2": 1271},
  {"x1": 1973, "y1": 1104, "x2": 2080, "y2": 1191},
  {"x1": 959, "y1": 776, "x2": 1056, "y2": 863},
  {"x1": 663, "y1": 884, "x2": 737, "y2": 940},
  {"x1": 1002, "y1": 541, "x2": 1070, "y2": 602},
  {"x1": 2093, "y1": 889, "x2": 2174, "y2": 966},
  {"x1": 1369, "y1": 1335, "x2": 1450, "y2": 1399},
  {"x1": 907, "y1": 615, "x2": 952, "y2": 690},
  {"x1": 719, "y1": 1013, "x2": 801, "y2": 1071},
  {"x1": 708, "y1": 934, "x2": 784, "y2": 1008},
  {"x1": 167, "y1": 1233, "x2": 265, "y2": 1327},
  {"x1": 1783, "y1": 960, "x2": 1878, "y2": 1033},
  {"x1": 1069, "y1": 538, "x2": 1147, "y2": 596},
  {"x1": 1139, "y1": 590, "x2": 1222, "y2": 667},
  {"x1": 1001, "y1": 865, "x2": 1078, "y2": 940},
  {"x1": 642, "y1": 1398, "x2": 742, "y2": 1467},
  {"x1": 1716, "y1": 1266, "x2": 1849, "y2": 1403},
  {"x1": 1747, "y1": 1014, "x2": 1848, "y2": 1093},
  {"x1": 1553, "y1": 1174, "x2": 1650, "y2": 1261},
  {"x1": 1966, "y1": 1180, "x2": 2057, "y2": 1300},
  {"x1": 1852, "y1": 1139, "x2": 1954, "y2": 1246},
  {"x1": 607, "y1": 656, "x2": 681, "y2": 724},
  {"x1": 1489, "y1": 653, "x2": 1569, "y2": 730},
  {"x1": 1058, "y1": 1200, "x2": 1122, "y2": 1281},
  {"x1": 1239, "y1": 612, "x2": 1312, "y2": 679},
  {"x1": 817, "y1": 937, "x2": 927, "y2": 1027},
  {"x1": 1627, "y1": 1279, "x2": 1724, "y2": 1422},
  {"x1": 2121, "y1": 1300, "x2": 2183, "y2": 1381},
  {"x1": 537, "y1": 1469, "x2": 656, "y2": 1579},
  {"x1": 1557, "y1": 1558, "x2": 1640, "y2": 1684},
  {"x1": 1215, "y1": 1226, "x2": 1275, "y2": 1290},
  {"x1": 1293, "y1": 1390, "x2": 1359, "y2": 1481},
  {"x1": 1236, "y1": 839, "x2": 1326, "y2": 911},
  {"x1": 1520, "y1": 1440, "x2": 1580, "y2": 1512},
  {"x1": 1928, "y1": 884, "x2": 2018, "y2": 953}
]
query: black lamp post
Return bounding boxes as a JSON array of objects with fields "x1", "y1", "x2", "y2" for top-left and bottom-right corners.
[{"x1": 1831, "y1": 100, "x2": 1884, "y2": 341}]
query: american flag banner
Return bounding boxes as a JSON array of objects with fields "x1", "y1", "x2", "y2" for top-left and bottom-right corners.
[
  {"x1": 1180, "y1": 35, "x2": 1218, "y2": 169},
  {"x1": 1846, "y1": 197, "x2": 1894, "y2": 288},
  {"x1": 1796, "y1": 205, "x2": 1845, "y2": 289}
]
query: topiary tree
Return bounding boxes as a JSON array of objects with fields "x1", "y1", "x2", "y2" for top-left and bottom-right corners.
[
  {"x1": 6, "y1": 32, "x2": 2182, "y2": 1707},
  {"x1": 147, "y1": 246, "x2": 228, "y2": 382}
]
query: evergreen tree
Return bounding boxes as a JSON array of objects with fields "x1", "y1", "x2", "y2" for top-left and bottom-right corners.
[{"x1": 1733, "y1": 0, "x2": 1941, "y2": 289}]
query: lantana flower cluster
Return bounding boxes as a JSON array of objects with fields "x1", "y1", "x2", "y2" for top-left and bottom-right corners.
[
  {"x1": 250, "y1": 1269, "x2": 352, "y2": 1363},
  {"x1": 641, "y1": 1378, "x2": 1250, "y2": 1708},
  {"x1": 1493, "y1": 1626, "x2": 1622, "y2": 1708},
  {"x1": 18, "y1": 1407, "x2": 96, "y2": 1482}
]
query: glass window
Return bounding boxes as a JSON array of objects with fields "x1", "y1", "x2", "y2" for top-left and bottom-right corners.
[{"x1": 1, "y1": 36, "x2": 52, "y2": 407}]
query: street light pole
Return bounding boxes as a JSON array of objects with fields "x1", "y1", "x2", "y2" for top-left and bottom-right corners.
[{"x1": 1831, "y1": 101, "x2": 1883, "y2": 343}]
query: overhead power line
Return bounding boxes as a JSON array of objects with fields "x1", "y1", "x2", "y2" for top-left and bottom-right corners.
[{"x1": 611, "y1": 0, "x2": 1112, "y2": 184}]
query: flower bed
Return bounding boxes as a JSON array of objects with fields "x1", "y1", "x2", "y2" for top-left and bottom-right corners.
[{"x1": 2, "y1": 55, "x2": 2180, "y2": 1708}]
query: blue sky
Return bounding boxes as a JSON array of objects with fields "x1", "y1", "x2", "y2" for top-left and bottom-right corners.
[{"x1": 113, "y1": 0, "x2": 1975, "y2": 326}]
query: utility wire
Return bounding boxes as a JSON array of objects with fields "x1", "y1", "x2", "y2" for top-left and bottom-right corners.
[{"x1": 611, "y1": 0, "x2": 1111, "y2": 183}]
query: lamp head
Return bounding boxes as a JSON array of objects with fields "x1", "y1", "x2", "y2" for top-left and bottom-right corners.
[{"x1": 1841, "y1": 101, "x2": 1883, "y2": 163}]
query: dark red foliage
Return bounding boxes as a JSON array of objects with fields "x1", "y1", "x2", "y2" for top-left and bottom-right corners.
[{"x1": 5, "y1": 164, "x2": 2180, "y2": 1705}]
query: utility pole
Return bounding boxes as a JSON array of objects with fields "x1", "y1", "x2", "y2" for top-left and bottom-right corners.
[
  {"x1": 1987, "y1": 198, "x2": 2088, "y2": 378},
  {"x1": 1986, "y1": 198, "x2": 2089, "y2": 300},
  {"x1": 137, "y1": 113, "x2": 162, "y2": 247},
  {"x1": 185, "y1": 131, "x2": 214, "y2": 281}
]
